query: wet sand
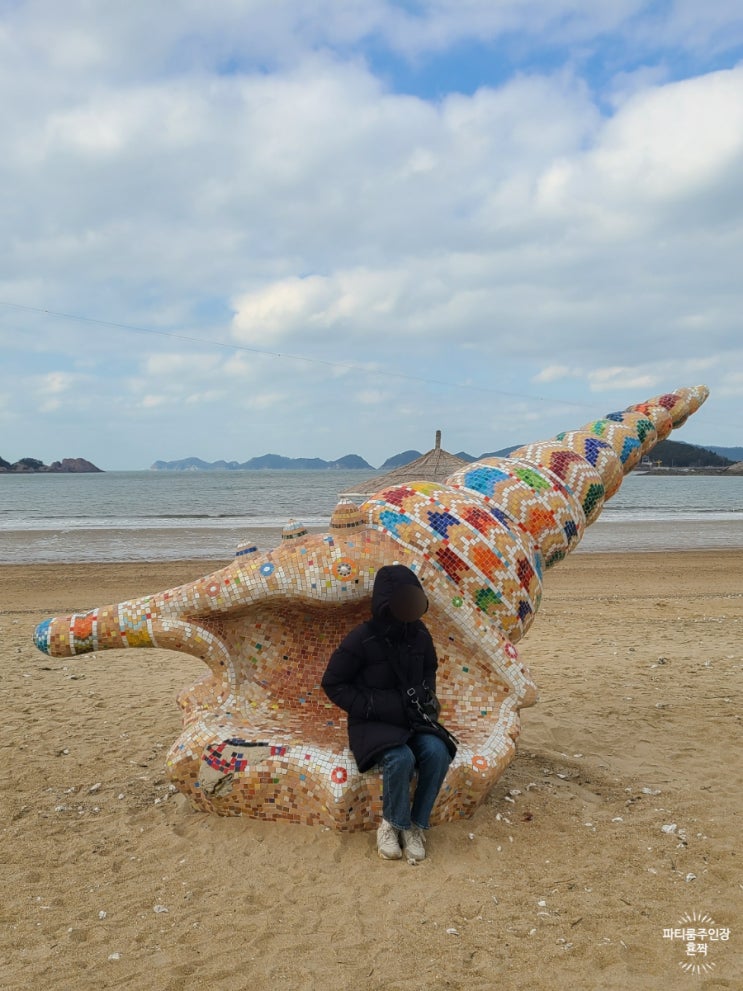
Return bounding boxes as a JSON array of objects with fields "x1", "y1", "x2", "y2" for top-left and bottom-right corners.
[
  {"x1": 3, "y1": 517, "x2": 742, "y2": 564},
  {"x1": 1, "y1": 551, "x2": 741, "y2": 990}
]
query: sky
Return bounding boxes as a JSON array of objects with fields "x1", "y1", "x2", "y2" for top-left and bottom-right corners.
[{"x1": 1, "y1": 1, "x2": 742, "y2": 471}]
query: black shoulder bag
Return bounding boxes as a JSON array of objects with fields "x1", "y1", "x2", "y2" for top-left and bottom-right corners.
[{"x1": 383, "y1": 636, "x2": 459, "y2": 753}]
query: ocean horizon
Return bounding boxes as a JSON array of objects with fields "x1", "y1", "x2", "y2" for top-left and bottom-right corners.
[{"x1": 1, "y1": 469, "x2": 742, "y2": 563}]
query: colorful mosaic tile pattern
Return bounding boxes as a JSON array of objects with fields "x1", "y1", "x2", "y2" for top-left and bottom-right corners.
[{"x1": 33, "y1": 386, "x2": 709, "y2": 829}]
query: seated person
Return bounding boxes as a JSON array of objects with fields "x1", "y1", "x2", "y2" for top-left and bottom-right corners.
[{"x1": 322, "y1": 564, "x2": 456, "y2": 862}]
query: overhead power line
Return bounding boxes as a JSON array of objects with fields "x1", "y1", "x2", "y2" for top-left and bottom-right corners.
[{"x1": 0, "y1": 298, "x2": 597, "y2": 409}]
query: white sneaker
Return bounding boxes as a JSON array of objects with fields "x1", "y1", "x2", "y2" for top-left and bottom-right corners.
[
  {"x1": 377, "y1": 819, "x2": 402, "y2": 860},
  {"x1": 401, "y1": 825, "x2": 426, "y2": 863}
]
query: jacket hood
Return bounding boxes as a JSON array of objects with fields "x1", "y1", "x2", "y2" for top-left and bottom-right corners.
[{"x1": 371, "y1": 564, "x2": 428, "y2": 624}]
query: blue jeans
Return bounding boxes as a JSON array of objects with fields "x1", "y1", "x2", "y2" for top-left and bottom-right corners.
[{"x1": 380, "y1": 732, "x2": 452, "y2": 830}]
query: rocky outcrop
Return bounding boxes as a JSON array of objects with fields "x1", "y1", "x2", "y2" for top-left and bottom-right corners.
[
  {"x1": 48, "y1": 458, "x2": 103, "y2": 473},
  {"x1": 0, "y1": 456, "x2": 102, "y2": 473}
]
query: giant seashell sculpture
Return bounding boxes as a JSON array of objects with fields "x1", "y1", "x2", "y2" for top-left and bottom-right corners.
[{"x1": 33, "y1": 386, "x2": 708, "y2": 829}]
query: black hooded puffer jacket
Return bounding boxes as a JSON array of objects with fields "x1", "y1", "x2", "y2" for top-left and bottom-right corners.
[{"x1": 321, "y1": 564, "x2": 455, "y2": 772}]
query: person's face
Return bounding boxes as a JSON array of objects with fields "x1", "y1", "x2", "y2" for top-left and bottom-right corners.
[{"x1": 388, "y1": 584, "x2": 428, "y2": 622}]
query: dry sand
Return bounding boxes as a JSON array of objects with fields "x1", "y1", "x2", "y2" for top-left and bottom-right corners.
[{"x1": 1, "y1": 552, "x2": 741, "y2": 991}]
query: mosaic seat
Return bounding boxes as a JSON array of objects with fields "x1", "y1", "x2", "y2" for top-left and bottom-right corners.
[{"x1": 33, "y1": 386, "x2": 708, "y2": 829}]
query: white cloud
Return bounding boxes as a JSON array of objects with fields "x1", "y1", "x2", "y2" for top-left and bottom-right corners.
[
  {"x1": 232, "y1": 277, "x2": 339, "y2": 341},
  {"x1": 237, "y1": 391, "x2": 288, "y2": 411},
  {"x1": 357, "y1": 389, "x2": 388, "y2": 405},
  {"x1": 533, "y1": 365, "x2": 574, "y2": 383},
  {"x1": 184, "y1": 390, "x2": 226, "y2": 405},
  {"x1": 232, "y1": 268, "x2": 416, "y2": 342},
  {"x1": 596, "y1": 69, "x2": 743, "y2": 197},
  {"x1": 715, "y1": 361, "x2": 743, "y2": 397},
  {"x1": 39, "y1": 371, "x2": 83, "y2": 394},
  {"x1": 587, "y1": 367, "x2": 660, "y2": 392},
  {"x1": 0, "y1": 3, "x2": 741, "y2": 467},
  {"x1": 140, "y1": 394, "x2": 168, "y2": 409},
  {"x1": 537, "y1": 67, "x2": 743, "y2": 221},
  {"x1": 142, "y1": 353, "x2": 221, "y2": 377}
]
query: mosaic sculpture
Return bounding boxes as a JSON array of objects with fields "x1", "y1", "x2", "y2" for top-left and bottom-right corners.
[{"x1": 33, "y1": 386, "x2": 709, "y2": 829}]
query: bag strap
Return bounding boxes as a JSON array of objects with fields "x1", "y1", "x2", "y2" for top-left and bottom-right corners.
[{"x1": 363, "y1": 631, "x2": 459, "y2": 746}]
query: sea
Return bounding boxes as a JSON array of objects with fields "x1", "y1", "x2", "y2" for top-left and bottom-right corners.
[{"x1": 1, "y1": 469, "x2": 742, "y2": 564}]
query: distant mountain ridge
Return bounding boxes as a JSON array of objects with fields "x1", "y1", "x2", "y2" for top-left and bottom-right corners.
[
  {"x1": 153, "y1": 440, "x2": 732, "y2": 473},
  {"x1": 377, "y1": 450, "x2": 422, "y2": 470},
  {"x1": 706, "y1": 445, "x2": 743, "y2": 462},
  {"x1": 154, "y1": 446, "x2": 528, "y2": 472},
  {"x1": 642, "y1": 440, "x2": 732, "y2": 468},
  {"x1": 377, "y1": 446, "x2": 519, "y2": 470},
  {"x1": 151, "y1": 453, "x2": 373, "y2": 471},
  {"x1": 375, "y1": 441, "x2": 731, "y2": 471}
]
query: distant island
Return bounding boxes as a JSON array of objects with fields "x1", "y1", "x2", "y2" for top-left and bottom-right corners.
[
  {"x1": 634, "y1": 440, "x2": 736, "y2": 472},
  {"x1": 151, "y1": 453, "x2": 375, "y2": 471},
  {"x1": 0, "y1": 456, "x2": 102, "y2": 474}
]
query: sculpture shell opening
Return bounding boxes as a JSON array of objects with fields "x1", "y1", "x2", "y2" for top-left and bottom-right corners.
[{"x1": 33, "y1": 386, "x2": 709, "y2": 829}]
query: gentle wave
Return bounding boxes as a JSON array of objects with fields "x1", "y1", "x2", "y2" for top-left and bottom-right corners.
[
  {"x1": 597, "y1": 509, "x2": 743, "y2": 522},
  {"x1": 3, "y1": 519, "x2": 743, "y2": 563},
  {"x1": 3, "y1": 511, "x2": 741, "y2": 534},
  {"x1": 1, "y1": 511, "x2": 265, "y2": 521},
  {"x1": 0, "y1": 515, "x2": 330, "y2": 531},
  {"x1": 3, "y1": 508, "x2": 742, "y2": 532}
]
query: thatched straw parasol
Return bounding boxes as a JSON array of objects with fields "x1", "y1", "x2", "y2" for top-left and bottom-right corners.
[{"x1": 340, "y1": 431, "x2": 470, "y2": 501}]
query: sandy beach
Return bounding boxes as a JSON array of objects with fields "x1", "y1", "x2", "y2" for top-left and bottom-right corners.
[{"x1": 1, "y1": 551, "x2": 741, "y2": 991}]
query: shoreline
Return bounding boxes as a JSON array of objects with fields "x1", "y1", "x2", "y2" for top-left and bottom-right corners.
[
  {"x1": 2, "y1": 517, "x2": 743, "y2": 565},
  {"x1": 0, "y1": 545, "x2": 737, "y2": 613},
  {"x1": 3, "y1": 547, "x2": 742, "y2": 616}
]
